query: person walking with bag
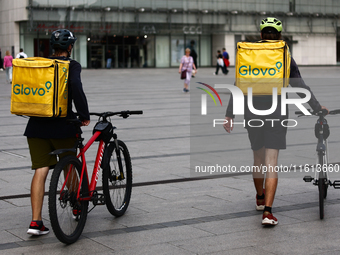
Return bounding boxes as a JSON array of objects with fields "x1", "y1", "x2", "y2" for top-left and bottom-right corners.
[
  {"x1": 223, "y1": 17, "x2": 328, "y2": 226},
  {"x1": 16, "y1": 48, "x2": 28, "y2": 59},
  {"x1": 214, "y1": 50, "x2": 226, "y2": 75},
  {"x1": 222, "y1": 48, "x2": 229, "y2": 75},
  {"x1": 179, "y1": 48, "x2": 197, "y2": 93},
  {"x1": 25, "y1": 29, "x2": 90, "y2": 236},
  {"x1": 3, "y1": 50, "x2": 13, "y2": 83}
]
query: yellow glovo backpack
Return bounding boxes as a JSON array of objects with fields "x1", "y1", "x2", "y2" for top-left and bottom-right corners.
[
  {"x1": 11, "y1": 57, "x2": 70, "y2": 117},
  {"x1": 235, "y1": 40, "x2": 291, "y2": 95}
]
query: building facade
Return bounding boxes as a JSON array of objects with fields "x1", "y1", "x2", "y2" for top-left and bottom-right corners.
[{"x1": 1, "y1": 0, "x2": 340, "y2": 68}]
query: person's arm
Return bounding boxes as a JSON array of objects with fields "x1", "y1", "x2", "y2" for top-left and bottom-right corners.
[
  {"x1": 289, "y1": 58, "x2": 325, "y2": 113},
  {"x1": 68, "y1": 61, "x2": 90, "y2": 123},
  {"x1": 224, "y1": 95, "x2": 235, "y2": 133},
  {"x1": 178, "y1": 63, "x2": 183, "y2": 73},
  {"x1": 179, "y1": 56, "x2": 185, "y2": 73}
]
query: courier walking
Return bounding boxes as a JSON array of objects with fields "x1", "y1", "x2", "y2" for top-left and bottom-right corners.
[
  {"x1": 223, "y1": 17, "x2": 328, "y2": 226},
  {"x1": 11, "y1": 29, "x2": 90, "y2": 235}
]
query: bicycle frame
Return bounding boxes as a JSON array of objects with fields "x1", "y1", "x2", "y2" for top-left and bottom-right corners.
[{"x1": 61, "y1": 131, "x2": 104, "y2": 202}]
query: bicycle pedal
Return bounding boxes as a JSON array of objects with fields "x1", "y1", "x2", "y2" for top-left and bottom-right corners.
[
  {"x1": 92, "y1": 193, "x2": 106, "y2": 205},
  {"x1": 303, "y1": 176, "x2": 314, "y2": 182},
  {"x1": 332, "y1": 180, "x2": 340, "y2": 189}
]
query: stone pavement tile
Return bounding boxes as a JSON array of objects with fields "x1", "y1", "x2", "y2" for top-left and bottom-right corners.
[
  {"x1": 0, "y1": 230, "x2": 22, "y2": 245},
  {"x1": 91, "y1": 225, "x2": 213, "y2": 252},
  {"x1": 170, "y1": 227, "x2": 289, "y2": 254},
  {"x1": 261, "y1": 218, "x2": 340, "y2": 255},
  {"x1": 190, "y1": 213, "x2": 303, "y2": 236},
  {"x1": 111, "y1": 205, "x2": 212, "y2": 228},
  {"x1": 279, "y1": 203, "x2": 340, "y2": 222},
  {"x1": 0, "y1": 200, "x2": 17, "y2": 210},
  {"x1": 5, "y1": 197, "x2": 31, "y2": 207},
  {"x1": 112, "y1": 243, "x2": 196, "y2": 255},
  {"x1": 317, "y1": 251, "x2": 340, "y2": 255},
  {"x1": 1, "y1": 238, "x2": 113, "y2": 255},
  {"x1": 207, "y1": 246, "x2": 277, "y2": 255},
  {"x1": 81, "y1": 210, "x2": 128, "y2": 233}
]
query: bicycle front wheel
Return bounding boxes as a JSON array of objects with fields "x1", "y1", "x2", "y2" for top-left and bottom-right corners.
[
  {"x1": 318, "y1": 154, "x2": 325, "y2": 220},
  {"x1": 102, "y1": 140, "x2": 132, "y2": 217},
  {"x1": 48, "y1": 155, "x2": 89, "y2": 244}
]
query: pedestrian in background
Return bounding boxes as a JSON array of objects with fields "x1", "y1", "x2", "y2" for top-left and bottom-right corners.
[
  {"x1": 214, "y1": 50, "x2": 225, "y2": 75},
  {"x1": 222, "y1": 48, "x2": 229, "y2": 75},
  {"x1": 190, "y1": 40, "x2": 198, "y2": 78},
  {"x1": 3, "y1": 50, "x2": 13, "y2": 83},
  {"x1": 16, "y1": 48, "x2": 28, "y2": 59},
  {"x1": 179, "y1": 48, "x2": 197, "y2": 93},
  {"x1": 106, "y1": 50, "x2": 112, "y2": 69},
  {"x1": 0, "y1": 48, "x2": 3, "y2": 71}
]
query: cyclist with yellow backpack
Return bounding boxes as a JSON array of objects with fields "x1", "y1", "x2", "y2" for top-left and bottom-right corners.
[
  {"x1": 25, "y1": 29, "x2": 90, "y2": 235},
  {"x1": 223, "y1": 17, "x2": 328, "y2": 226}
]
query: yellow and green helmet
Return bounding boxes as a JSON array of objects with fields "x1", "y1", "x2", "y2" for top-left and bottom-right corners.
[{"x1": 260, "y1": 17, "x2": 282, "y2": 33}]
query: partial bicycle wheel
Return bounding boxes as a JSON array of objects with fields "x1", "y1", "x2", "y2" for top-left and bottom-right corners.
[
  {"x1": 318, "y1": 154, "x2": 325, "y2": 220},
  {"x1": 48, "y1": 155, "x2": 89, "y2": 244},
  {"x1": 103, "y1": 140, "x2": 132, "y2": 217}
]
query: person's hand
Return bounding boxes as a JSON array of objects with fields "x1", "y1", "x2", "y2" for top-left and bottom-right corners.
[
  {"x1": 81, "y1": 120, "x2": 90, "y2": 126},
  {"x1": 223, "y1": 117, "x2": 233, "y2": 133},
  {"x1": 321, "y1": 106, "x2": 329, "y2": 115},
  {"x1": 178, "y1": 70, "x2": 181, "y2": 74}
]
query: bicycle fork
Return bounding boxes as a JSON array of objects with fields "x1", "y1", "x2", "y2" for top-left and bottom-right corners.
[{"x1": 113, "y1": 133, "x2": 125, "y2": 181}]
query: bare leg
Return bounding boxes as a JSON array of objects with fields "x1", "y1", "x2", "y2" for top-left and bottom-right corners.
[
  {"x1": 264, "y1": 148, "x2": 279, "y2": 208},
  {"x1": 31, "y1": 167, "x2": 49, "y2": 221},
  {"x1": 184, "y1": 83, "x2": 188, "y2": 90},
  {"x1": 253, "y1": 147, "x2": 265, "y2": 196}
]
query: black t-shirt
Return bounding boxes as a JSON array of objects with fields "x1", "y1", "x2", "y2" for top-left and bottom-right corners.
[{"x1": 24, "y1": 57, "x2": 90, "y2": 139}]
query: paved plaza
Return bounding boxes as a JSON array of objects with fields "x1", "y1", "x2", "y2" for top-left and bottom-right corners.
[{"x1": 1, "y1": 66, "x2": 340, "y2": 254}]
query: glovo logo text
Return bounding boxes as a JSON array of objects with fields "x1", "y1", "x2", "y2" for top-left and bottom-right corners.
[
  {"x1": 239, "y1": 61, "x2": 282, "y2": 76},
  {"x1": 13, "y1": 81, "x2": 52, "y2": 97}
]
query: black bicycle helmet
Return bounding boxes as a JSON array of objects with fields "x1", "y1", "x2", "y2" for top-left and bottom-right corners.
[{"x1": 50, "y1": 29, "x2": 77, "y2": 50}]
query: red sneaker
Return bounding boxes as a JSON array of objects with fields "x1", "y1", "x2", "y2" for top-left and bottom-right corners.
[
  {"x1": 262, "y1": 213, "x2": 278, "y2": 226},
  {"x1": 256, "y1": 189, "x2": 265, "y2": 211},
  {"x1": 27, "y1": 221, "x2": 50, "y2": 235}
]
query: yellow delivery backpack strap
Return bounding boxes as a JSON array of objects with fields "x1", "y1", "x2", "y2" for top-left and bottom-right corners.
[
  {"x1": 235, "y1": 40, "x2": 291, "y2": 95},
  {"x1": 10, "y1": 57, "x2": 70, "y2": 117}
]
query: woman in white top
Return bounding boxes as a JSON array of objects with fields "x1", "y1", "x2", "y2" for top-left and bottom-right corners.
[{"x1": 178, "y1": 48, "x2": 197, "y2": 93}]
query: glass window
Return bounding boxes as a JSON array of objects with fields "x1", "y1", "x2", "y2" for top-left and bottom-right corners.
[
  {"x1": 156, "y1": 36, "x2": 170, "y2": 67},
  {"x1": 200, "y1": 35, "x2": 211, "y2": 66},
  {"x1": 140, "y1": 35, "x2": 155, "y2": 67},
  {"x1": 171, "y1": 35, "x2": 184, "y2": 67}
]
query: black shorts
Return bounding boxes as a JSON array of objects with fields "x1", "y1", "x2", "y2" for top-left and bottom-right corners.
[
  {"x1": 245, "y1": 96, "x2": 288, "y2": 151},
  {"x1": 27, "y1": 137, "x2": 77, "y2": 170},
  {"x1": 245, "y1": 118, "x2": 287, "y2": 151}
]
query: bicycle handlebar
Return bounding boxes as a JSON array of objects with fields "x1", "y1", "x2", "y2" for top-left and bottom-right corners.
[
  {"x1": 89, "y1": 110, "x2": 143, "y2": 119},
  {"x1": 295, "y1": 109, "x2": 340, "y2": 117}
]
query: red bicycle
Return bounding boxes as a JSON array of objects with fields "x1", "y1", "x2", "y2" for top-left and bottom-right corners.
[{"x1": 48, "y1": 110, "x2": 142, "y2": 244}]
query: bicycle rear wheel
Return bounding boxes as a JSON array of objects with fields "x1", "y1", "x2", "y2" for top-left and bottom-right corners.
[
  {"x1": 102, "y1": 140, "x2": 132, "y2": 217},
  {"x1": 48, "y1": 155, "x2": 89, "y2": 244}
]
